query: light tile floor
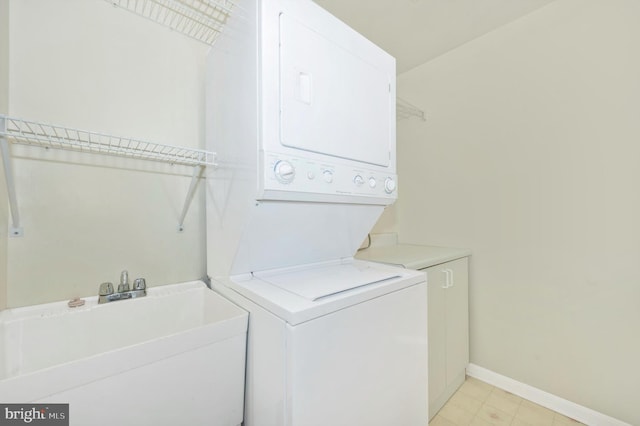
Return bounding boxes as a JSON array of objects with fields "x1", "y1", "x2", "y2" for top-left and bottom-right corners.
[{"x1": 429, "y1": 376, "x2": 586, "y2": 426}]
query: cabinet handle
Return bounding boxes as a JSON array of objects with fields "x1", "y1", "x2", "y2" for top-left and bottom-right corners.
[
  {"x1": 441, "y1": 269, "x2": 449, "y2": 289},
  {"x1": 442, "y1": 268, "x2": 454, "y2": 289}
]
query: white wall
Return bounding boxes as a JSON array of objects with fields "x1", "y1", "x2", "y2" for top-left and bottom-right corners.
[
  {"x1": 0, "y1": 0, "x2": 8, "y2": 310},
  {"x1": 3, "y1": 0, "x2": 209, "y2": 307},
  {"x1": 382, "y1": 0, "x2": 640, "y2": 423}
]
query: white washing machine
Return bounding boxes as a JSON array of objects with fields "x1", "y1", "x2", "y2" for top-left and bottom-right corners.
[
  {"x1": 205, "y1": 0, "x2": 428, "y2": 424},
  {"x1": 212, "y1": 259, "x2": 427, "y2": 426}
]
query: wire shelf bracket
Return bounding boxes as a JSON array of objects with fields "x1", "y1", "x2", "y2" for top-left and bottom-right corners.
[
  {"x1": 177, "y1": 164, "x2": 205, "y2": 232},
  {"x1": 397, "y1": 97, "x2": 426, "y2": 122},
  {"x1": 0, "y1": 115, "x2": 216, "y2": 236},
  {"x1": 104, "y1": 0, "x2": 236, "y2": 46},
  {"x1": 0, "y1": 116, "x2": 23, "y2": 237}
]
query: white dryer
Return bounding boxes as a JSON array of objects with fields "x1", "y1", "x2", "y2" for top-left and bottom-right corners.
[{"x1": 212, "y1": 259, "x2": 427, "y2": 426}]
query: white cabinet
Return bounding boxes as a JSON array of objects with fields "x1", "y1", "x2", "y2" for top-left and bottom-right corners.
[
  {"x1": 354, "y1": 241, "x2": 471, "y2": 420},
  {"x1": 423, "y1": 257, "x2": 469, "y2": 419}
]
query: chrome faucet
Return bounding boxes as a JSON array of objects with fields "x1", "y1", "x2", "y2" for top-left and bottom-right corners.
[{"x1": 99, "y1": 270, "x2": 147, "y2": 304}]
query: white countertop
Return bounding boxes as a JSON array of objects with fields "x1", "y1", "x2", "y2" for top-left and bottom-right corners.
[{"x1": 355, "y1": 243, "x2": 471, "y2": 270}]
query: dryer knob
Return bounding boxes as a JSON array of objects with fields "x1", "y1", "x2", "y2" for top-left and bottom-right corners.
[
  {"x1": 354, "y1": 175, "x2": 365, "y2": 186},
  {"x1": 384, "y1": 177, "x2": 397, "y2": 194},
  {"x1": 274, "y1": 160, "x2": 295, "y2": 184},
  {"x1": 322, "y1": 170, "x2": 334, "y2": 183}
]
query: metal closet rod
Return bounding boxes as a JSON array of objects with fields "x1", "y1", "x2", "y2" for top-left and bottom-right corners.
[{"x1": 397, "y1": 97, "x2": 426, "y2": 121}]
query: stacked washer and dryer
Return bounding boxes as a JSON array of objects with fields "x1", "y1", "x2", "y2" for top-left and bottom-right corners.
[{"x1": 205, "y1": 1, "x2": 428, "y2": 425}]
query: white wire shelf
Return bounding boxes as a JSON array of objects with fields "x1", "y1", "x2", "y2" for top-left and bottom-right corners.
[
  {"x1": 0, "y1": 115, "x2": 215, "y2": 167},
  {"x1": 0, "y1": 115, "x2": 213, "y2": 235},
  {"x1": 397, "y1": 97, "x2": 426, "y2": 121},
  {"x1": 104, "y1": 0, "x2": 235, "y2": 46}
]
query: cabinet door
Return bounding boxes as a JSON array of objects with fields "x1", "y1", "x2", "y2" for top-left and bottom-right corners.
[
  {"x1": 426, "y1": 266, "x2": 447, "y2": 418},
  {"x1": 444, "y1": 258, "x2": 469, "y2": 383},
  {"x1": 425, "y1": 257, "x2": 470, "y2": 420}
]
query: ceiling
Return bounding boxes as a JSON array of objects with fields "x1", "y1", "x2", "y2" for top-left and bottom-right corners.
[{"x1": 313, "y1": 0, "x2": 557, "y2": 73}]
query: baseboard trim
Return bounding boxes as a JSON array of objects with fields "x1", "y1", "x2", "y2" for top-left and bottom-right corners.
[{"x1": 466, "y1": 364, "x2": 631, "y2": 426}]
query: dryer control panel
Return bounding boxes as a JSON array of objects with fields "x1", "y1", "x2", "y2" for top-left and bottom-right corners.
[{"x1": 260, "y1": 153, "x2": 397, "y2": 204}]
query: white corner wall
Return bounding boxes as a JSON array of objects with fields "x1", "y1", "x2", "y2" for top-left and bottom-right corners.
[
  {"x1": 0, "y1": 0, "x2": 8, "y2": 309},
  {"x1": 4, "y1": 0, "x2": 209, "y2": 307},
  {"x1": 387, "y1": 0, "x2": 640, "y2": 424},
  {"x1": 0, "y1": 0, "x2": 9, "y2": 310}
]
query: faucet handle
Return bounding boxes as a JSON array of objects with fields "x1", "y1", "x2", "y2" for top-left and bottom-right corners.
[
  {"x1": 99, "y1": 282, "x2": 114, "y2": 296},
  {"x1": 118, "y1": 270, "x2": 130, "y2": 293},
  {"x1": 133, "y1": 278, "x2": 146, "y2": 291}
]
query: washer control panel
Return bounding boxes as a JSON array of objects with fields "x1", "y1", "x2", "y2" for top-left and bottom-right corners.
[{"x1": 263, "y1": 154, "x2": 397, "y2": 202}]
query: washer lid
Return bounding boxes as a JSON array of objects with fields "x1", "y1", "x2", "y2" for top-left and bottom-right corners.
[
  {"x1": 224, "y1": 259, "x2": 426, "y2": 325},
  {"x1": 254, "y1": 261, "x2": 400, "y2": 301}
]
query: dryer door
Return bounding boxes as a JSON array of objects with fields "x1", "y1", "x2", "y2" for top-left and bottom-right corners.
[{"x1": 279, "y1": 13, "x2": 394, "y2": 167}]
